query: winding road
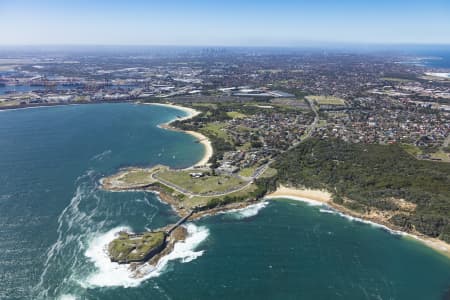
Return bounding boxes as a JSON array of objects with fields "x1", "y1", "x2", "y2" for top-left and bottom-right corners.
[
  {"x1": 151, "y1": 163, "x2": 269, "y2": 198},
  {"x1": 149, "y1": 102, "x2": 319, "y2": 198}
]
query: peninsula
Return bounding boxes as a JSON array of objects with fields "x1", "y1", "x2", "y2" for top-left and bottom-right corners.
[
  {"x1": 101, "y1": 100, "x2": 450, "y2": 266},
  {"x1": 100, "y1": 103, "x2": 277, "y2": 266}
]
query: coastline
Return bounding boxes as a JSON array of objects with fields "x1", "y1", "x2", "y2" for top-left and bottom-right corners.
[
  {"x1": 1, "y1": 100, "x2": 213, "y2": 168},
  {"x1": 425, "y1": 72, "x2": 450, "y2": 79},
  {"x1": 142, "y1": 102, "x2": 213, "y2": 168},
  {"x1": 0, "y1": 99, "x2": 136, "y2": 111},
  {"x1": 99, "y1": 101, "x2": 450, "y2": 262},
  {"x1": 266, "y1": 185, "x2": 450, "y2": 260}
]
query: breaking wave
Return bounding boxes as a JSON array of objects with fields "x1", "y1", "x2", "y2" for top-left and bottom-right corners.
[
  {"x1": 33, "y1": 168, "x2": 207, "y2": 298},
  {"x1": 225, "y1": 201, "x2": 269, "y2": 219},
  {"x1": 273, "y1": 196, "x2": 405, "y2": 236},
  {"x1": 58, "y1": 294, "x2": 77, "y2": 300},
  {"x1": 276, "y1": 196, "x2": 325, "y2": 207},
  {"x1": 318, "y1": 207, "x2": 405, "y2": 236},
  {"x1": 84, "y1": 223, "x2": 209, "y2": 288}
]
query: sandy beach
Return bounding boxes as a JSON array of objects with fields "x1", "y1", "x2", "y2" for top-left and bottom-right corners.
[
  {"x1": 266, "y1": 185, "x2": 333, "y2": 204},
  {"x1": 142, "y1": 102, "x2": 213, "y2": 168},
  {"x1": 184, "y1": 130, "x2": 213, "y2": 167},
  {"x1": 266, "y1": 185, "x2": 450, "y2": 260},
  {"x1": 145, "y1": 102, "x2": 200, "y2": 120},
  {"x1": 137, "y1": 103, "x2": 450, "y2": 260}
]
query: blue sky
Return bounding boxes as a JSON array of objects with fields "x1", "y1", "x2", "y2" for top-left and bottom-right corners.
[{"x1": 1, "y1": 0, "x2": 449, "y2": 46}]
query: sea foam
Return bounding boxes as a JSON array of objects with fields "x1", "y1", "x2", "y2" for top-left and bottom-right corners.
[
  {"x1": 266, "y1": 195, "x2": 325, "y2": 207},
  {"x1": 225, "y1": 201, "x2": 269, "y2": 219},
  {"x1": 36, "y1": 176, "x2": 99, "y2": 298},
  {"x1": 90, "y1": 149, "x2": 112, "y2": 161},
  {"x1": 84, "y1": 223, "x2": 209, "y2": 288},
  {"x1": 58, "y1": 294, "x2": 77, "y2": 300},
  {"x1": 318, "y1": 207, "x2": 405, "y2": 236},
  {"x1": 270, "y1": 196, "x2": 405, "y2": 236}
]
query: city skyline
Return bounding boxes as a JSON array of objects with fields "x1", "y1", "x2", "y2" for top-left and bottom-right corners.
[{"x1": 1, "y1": 0, "x2": 450, "y2": 46}]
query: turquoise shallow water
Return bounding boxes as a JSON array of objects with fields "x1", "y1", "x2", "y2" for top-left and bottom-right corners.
[{"x1": 0, "y1": 103, "x2": 449, "y2": 300}]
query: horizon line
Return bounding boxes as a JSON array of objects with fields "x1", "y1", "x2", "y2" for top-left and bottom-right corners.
[{"x1": 1, "y1": 42, "x2": 450, "y2": 48}]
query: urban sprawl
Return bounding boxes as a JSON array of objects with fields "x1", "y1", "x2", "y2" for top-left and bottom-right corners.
[{"x1": 1, "y1": 48, "x2": 449, "y2": 172}]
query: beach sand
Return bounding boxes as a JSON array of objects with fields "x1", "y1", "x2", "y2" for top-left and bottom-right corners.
[
  {"x1": 146, "y1": 102, "x2": 200, "y2": 120},
  {"x1": 140, "y1": 103, "x2": 450, "y2": 260},
  {"x1": 266, "y1": 185, "x2": 333, "y2": 204},
  {"x1": 184, "y1": 130, "x2": 213, "y2": 167},
  {"x1": 142, "y1": 102, "x2": 213, "y2": 168},
  {"x1": 266, "y1": 185, "x2": 450, "y2": 260}
]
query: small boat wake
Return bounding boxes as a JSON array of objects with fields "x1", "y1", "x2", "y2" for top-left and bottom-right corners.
[{"x1": 90, "y1": 149, "x2": 112, "y2": 162}]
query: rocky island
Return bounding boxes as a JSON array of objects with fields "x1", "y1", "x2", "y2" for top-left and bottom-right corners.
[
  {"x1": 100, "y1": 160, "x2": 272, "y2": 266},
  {"x1": 107, "y1": 225, "x2": 189, "y2": 267},
  {"x1": 100, "y1": 101, "x2": 450, "y2": 267},
  {"x1": 108, "y1": 231, "x2": 166, "y2": 264}
]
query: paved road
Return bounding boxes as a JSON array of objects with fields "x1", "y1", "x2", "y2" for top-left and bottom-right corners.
[
  {"x1": 150, "y1": 100, "x2": 318, "y2": 198},
  {"x1": 287, "y1": 98, "x2": 319, "y2": 151},
  {"x1": 152, "y1": 163, "x2": 270, "y2": 198},
  {"x1": 251, "y1": 163, "x2": 269, "y2": 179},
  {"x1": 152, "y1": 171, "x2": 194, "y2": 196}
]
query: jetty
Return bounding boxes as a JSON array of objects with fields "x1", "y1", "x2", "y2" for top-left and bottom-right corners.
[{"x1": 167, "y1": 209, "x2": 195, "y2": 234}]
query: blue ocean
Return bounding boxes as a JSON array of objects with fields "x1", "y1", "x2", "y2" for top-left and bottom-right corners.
[
  {"x1": 0, "y1": 103, "x2": 449, "y2": 299},
  {"x1": 404, "y1": 47, "x2": 450, "y2": 69}
]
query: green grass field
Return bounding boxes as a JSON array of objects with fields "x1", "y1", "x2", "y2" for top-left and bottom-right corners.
[
  {"x1": 238, "y1": 166, "x2": 257, "y2": 177},
  {"x1": 317, "y1": 120, "x2": 327, "y2": 127},
  {"x1": 157, "y1": 169, "x2": 246, "y2": 194},
  {"x1": 400, "y1": 144, "x2": 450, "y2": 162},
  {"x1": 105, "y1": 166, "x2": 166, "y2": 188},
  {"x1": 120, "y1": 169, "x2": 154, "y2": 185},
  {"x1": 400, "y1": 144, "x2": 422, "y2": 156},
  {"x1": 381, "y1": 77, "x2": 413, "y2": 82},
  {"x1": 429, "y1": 150, "x2": 450, "y2": 163},
  {"x1": 306, "y1": 95, "x2": 346, "y2": 106},
  {"x1": 192, "y1": 103, "x2": 218, "y2": 110},
  {"x1": 199, "y1": 122, "x2": 233, "y2": 143},
  {"x1": 226, "y1": 111, "x2": 247, "y2": 119},
  {"x1": 108, "y1": 231, "x2": 165, "y2": 263},
  {"x1": 237, "y1": 141, "x2": 252, "y2": 151},
  {"x1": 185, "y1": 183, "x2": 258, "y2": 208}
]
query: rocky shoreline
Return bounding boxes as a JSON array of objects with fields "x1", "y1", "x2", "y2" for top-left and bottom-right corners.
[
  {"x1": 128, "y1": 226, "x2": 188, "y2": 278},
  {"x1": 100, "y1": 101, "x2": 450, "y2": 268},
  {"x1": 103, "y1": 175, "x2": 450, "y2": 272},
  {"x1": 266, "y1": 185, "x2": 450, "y2": 259},
  {"x1": 101, "y1": 173, "x2": 263, "y2": 270}
]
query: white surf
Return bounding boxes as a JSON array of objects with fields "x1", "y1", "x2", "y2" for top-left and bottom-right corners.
[{"x1": 83, "y1": 223, "x2": 209, "y2": 288}]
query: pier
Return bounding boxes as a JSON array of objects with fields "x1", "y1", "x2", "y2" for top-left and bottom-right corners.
[{"x1": 167, "y1": 209, "x2": 195, "y2": 235}]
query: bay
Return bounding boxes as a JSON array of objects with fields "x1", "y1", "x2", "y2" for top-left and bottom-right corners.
[{"x1": 0, "y1": 103, "x2": 449, "y2": 300}]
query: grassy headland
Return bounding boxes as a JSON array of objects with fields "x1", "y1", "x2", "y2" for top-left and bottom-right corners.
[{"x1": 102, "y1": 101, "x2": 450, "y2": 261}]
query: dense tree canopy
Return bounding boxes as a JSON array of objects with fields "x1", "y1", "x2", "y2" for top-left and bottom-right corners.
[{"x1": 273, "y1": 138, "x2": 450, "y2": 242}]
